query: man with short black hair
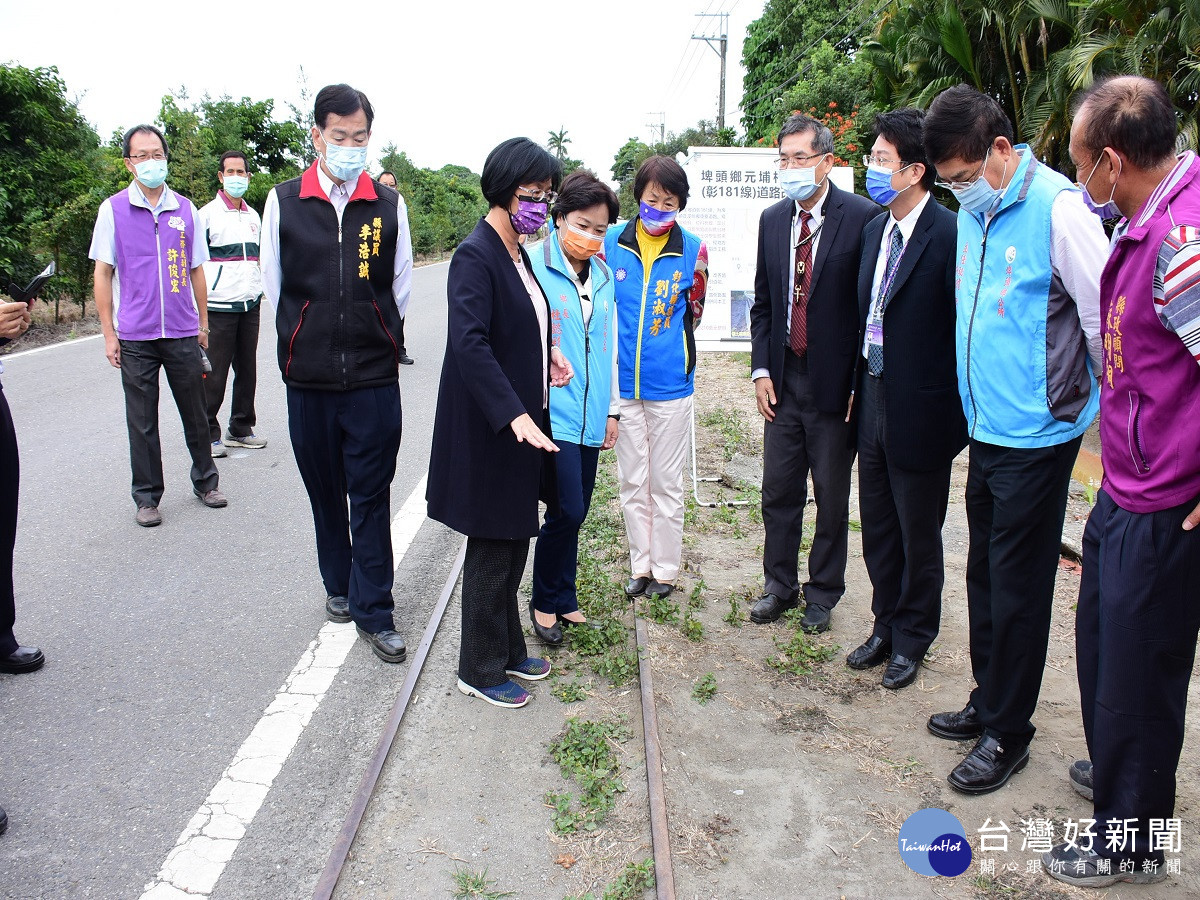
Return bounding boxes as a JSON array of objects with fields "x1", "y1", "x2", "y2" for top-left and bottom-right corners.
[
  {"x1": 845, "y1": 107, "x2": 966, "y2": 690},
  {"x1": 749, "y1": 113, "x2": 879, "y2": 633},
  {"x1": 1042, "y1": 75, "x2": 1200, "y2": 889},
  {"x1": 90, "y1": 124, "x2": 225, "y2": 527},
  {"x1": 260, "y1": 84, "x2": 413, "y2": 664},
  {"x1": 921, "y1": 85, "x2": 1107, "y2": 795},
  {"x1": 200, "y1": 150, "x2": 266, "y2": 458}
]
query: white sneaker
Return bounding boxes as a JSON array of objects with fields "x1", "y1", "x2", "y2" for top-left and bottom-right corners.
[
  {"x1": 211, "y1": 440, "x2": 227, "y2": 458},
  {"x1": 225, "y1": 433, "x2": 267, "y2": 449}
]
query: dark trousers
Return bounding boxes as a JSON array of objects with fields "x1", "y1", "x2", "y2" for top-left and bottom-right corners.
[
  {"x1": 0, "y1": 386, "x2": 19, "y2": 656},
  {"x1": 532, "y1": 441, "x2": 600, "y2": 616},
  {"x1": 398, "y1": 317, "x2": 407, "y2": 356},
  {"x1": 857, "y1": 373, "x2": 952, "y2": 660},
  {"x1": 460, "y1": 537, "x2": 530, "y2": 688},
  {"x1": 119, "y1": 337, "x2": 218, "y2": 508},
  {"x1": 286, "y1": 384, "x2": 402, "y2": 633},
  {"x1": 761, "y1": 350, "x2": 856, "y2": 608},
  {"x1": 204, "y1": 307, "x2": 260, "y2": 441},
  {"x1": 1077, "y1": 489, "x2": 1200, "y2": 863},
  {"x1": 965, "y1": 435, "x2": 1081, "y2": 745}
]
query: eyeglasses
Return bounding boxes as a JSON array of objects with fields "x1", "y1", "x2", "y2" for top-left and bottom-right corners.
[
  {"x1": 518, "y1": 185, "x2": 558, "y2": 204},
  {"x1": 862, "y1": 154, "x2": 905, "y2": 169},
  {"x1": 775, "y1": 153, "x2": 827, "y2": 170},
  {"x1": 128, "y1": 151, "x2": 167, "y2": 162},
  {"x1": 934, "y1": 150, "x2": 990, "y2": 191}
]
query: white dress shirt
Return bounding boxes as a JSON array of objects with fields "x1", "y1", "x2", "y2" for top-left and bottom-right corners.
[
  {"x1": 861, "y1": 191, "x2": 931, "y2": 360},
  {"x1": 259, "y1": 162, "x2": 413, "y2": 320}
]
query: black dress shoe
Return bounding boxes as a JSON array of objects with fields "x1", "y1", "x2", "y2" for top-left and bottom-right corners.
[
  {"x1": 0, "y1": 645, "x2": 45, "y2": 674},
  {"x1": 0, "y1": 803, "x2": 7, "y2": 836},
  {"x1": 882, "y1": 654, "x2": 920, "y2": 689},
  {"x1": 927, "y1": 702, "x2": 983, "y2": 741},
  {"x1": 399, "y1": 353, "x2": 414, "y2": 365},
  {"x1": 947, "y1": 734, "x2": 1030, "y2": 795},
  {"x1": 325, "y1": 595, "x2": 350, "y2": 624},
  {"x1": 749, "y1": 592, "x2": 797, "y2": 624},
  {"x1": 846, "y1": 636, "x2": 891, "y2": 669},
  {"x1": 625, "y1": 577, "x2": 649, "y2": 598},
  {"x1": 355, "y1": 626, "x2": 407, "y2": 663},
  {"x1": 645, "y1": 579, "x2": 674, "y2": 598},
  {"x1": 800, "y1": 603, "x2": 831, "y2": 633},
  {"x1": 529, "y1": 601, "x2": 563, "y2": 646}
]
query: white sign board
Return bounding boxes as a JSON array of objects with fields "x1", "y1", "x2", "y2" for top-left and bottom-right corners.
[{"x1": 676, "y1": 147, "x2": 855, "y2": 350}]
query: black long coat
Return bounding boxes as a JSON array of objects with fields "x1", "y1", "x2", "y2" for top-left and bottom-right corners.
[
  {"x1": 426, "y1": 219, "x2": 556, "y2": 539},
  {"x1": 850, "y1": 198, "x2": 968, "y2": 471}
]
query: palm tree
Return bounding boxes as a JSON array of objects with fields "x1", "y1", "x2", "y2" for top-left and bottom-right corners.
[{"x1": 547, "y1": 128, "x2": 571, "y2": 161}]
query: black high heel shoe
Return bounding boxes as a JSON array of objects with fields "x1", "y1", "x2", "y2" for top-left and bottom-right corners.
[{"x1": 529, "y1": 600, "x2": 563, "y2": 646}]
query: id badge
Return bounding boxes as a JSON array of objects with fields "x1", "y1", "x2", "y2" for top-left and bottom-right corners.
[{"x1": 866, "y1": 322, "x2": 883, "y2": 347}]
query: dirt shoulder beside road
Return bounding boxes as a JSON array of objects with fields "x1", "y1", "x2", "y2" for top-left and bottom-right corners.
[{"x1": 345, "y1": 352, "x2": 1199, "y2": 900}]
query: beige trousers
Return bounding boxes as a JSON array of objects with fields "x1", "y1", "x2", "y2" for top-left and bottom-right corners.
[{"x1": 615, "y1": 395, "x2": 692, "y2": 583}]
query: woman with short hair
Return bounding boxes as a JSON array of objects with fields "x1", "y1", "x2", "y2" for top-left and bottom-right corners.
[
  {"x1": 528, "y1": 170, "x2": 621, "y2": 644},
  {"x1": 604, "y1": 156, "x2": 708, "y2": 601},
  {"x1": 427, "y1": 137, "x2": 573, "y2": 708}
]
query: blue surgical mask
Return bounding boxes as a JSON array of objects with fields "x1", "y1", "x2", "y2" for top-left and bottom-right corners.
[
  {"x1": 222, "y1": 175, "x2": 249, "y2": 199},
  {"x1": 1078, "y1": 152, "x2": 1123, "y2": 219},
  {"x1": 322, "y1": 137, "x2": 368, "y2": 184},
  {"x1": 779, "y1": 165, "x2": 823, "y2": 202},
  {"x1": 865, "y1": 163, "x2": 913, "y2": 207},
  {"x1": 951, "y1": 152, "x2": 1007, "y2": 216},
  {"x1": 134, "y1": 158, "x2": 168, "y2": 190}
]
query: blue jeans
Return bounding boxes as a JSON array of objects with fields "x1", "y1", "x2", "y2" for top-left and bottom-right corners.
[{"x1": 531, "y1": 442, "x2": 600, "y2": 616}]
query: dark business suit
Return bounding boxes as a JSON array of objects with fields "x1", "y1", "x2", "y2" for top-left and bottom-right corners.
[
  {"x1": 852, "y1": 197, "x2": 967, "y2": 659},
  {"x1": 750, "y1": 182, "x2": 879, "y2": 608}
]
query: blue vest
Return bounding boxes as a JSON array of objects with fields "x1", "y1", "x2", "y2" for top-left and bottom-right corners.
[
  {"x1": 954, "y1": 147, "x2": 1099, "y2": 447},
  {"x1": 604, "y1": 219, "x2": 703, "y2": 401},
  {"x1": 530, "y1": 229, "x2": 616, "y2": 447}
]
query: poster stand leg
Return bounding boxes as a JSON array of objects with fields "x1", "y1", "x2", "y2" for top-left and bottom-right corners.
[{"x1": 690, "y1": 402, "x2": 749, "y2": 509}]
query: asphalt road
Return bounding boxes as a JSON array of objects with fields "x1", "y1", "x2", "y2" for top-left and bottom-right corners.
[{"x1": 0, "y1": 260, "x2": 461, "y2": 900}]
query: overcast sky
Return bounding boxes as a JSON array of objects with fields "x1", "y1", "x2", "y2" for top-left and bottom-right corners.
[{"x1": 2, "y1": 0, "x2": 765, "y2": 181}]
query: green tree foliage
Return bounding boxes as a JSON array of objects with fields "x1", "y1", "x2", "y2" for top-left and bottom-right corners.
[
  {"x1": 609, "y1": 121, "x2": 739, "y2": 218},
  {"x1": 376, "y1": 145, "x2": 486, "y2": 257},
  {"x1": 741, "y1": 0, "x2": 876, "y2": 143},
  {"x1": 0, "y1": 64, "x2": 126, "y2": 319},
  {"x1": 861, "y1": 0, "x2": 1200, "y2": 171},
  {"x1": 156, "y1": 91, "x2": 308, "y2": 212}
]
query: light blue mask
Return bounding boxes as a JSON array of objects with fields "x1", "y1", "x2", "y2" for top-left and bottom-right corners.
[
  {"x1": 779, "y1": 165, "x2": 823, "y2": 202},
  {"x1": 865, "y1": 163, "x2": 913, "y2": 207},
  {"x1": 134, "y1": 158, "x2": 168, "y2": 190},
  {"x1": 322, "y1": 138, "x2": 368, "y2": 184},
  {"x1": 222, "y1": 175, "x2": 249, "y2": 199},
  {"x1": 951, "y1": 151, "x2": 1006, "y2": 216}
]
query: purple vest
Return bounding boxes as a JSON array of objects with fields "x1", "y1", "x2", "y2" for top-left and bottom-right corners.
[
  {"x1": 110, "y1": 187, "x2": 200, "y2": 340},
  {"x1": 1099, "y1": 157, "x2": 1200, "y2": 512}
]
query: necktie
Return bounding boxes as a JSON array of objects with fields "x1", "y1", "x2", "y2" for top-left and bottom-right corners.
[
  {"x1": 789, "y1": 210, "x2": 813, "y2": 355},
  {"x1": 868, "y1": 226, "x2": 904, "y2": 376}
]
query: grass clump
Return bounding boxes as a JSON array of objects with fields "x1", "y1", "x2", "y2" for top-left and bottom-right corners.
[
  {"x1": 692, "y1": 672, "x2": 718, "y2": 704},
  {"x1": 545, "y1": 717, "x2": 630, "y2": 834}
]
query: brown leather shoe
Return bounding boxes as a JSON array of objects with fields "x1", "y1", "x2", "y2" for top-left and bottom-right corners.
[
  {"x1": 195, "y1": 489, "x2": 227, "y2": 508},
  {"x1": 135, "y1": 506, "x2": 162, "y2": 527}
]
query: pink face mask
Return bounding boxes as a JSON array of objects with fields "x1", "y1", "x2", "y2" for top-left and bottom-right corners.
[{"x1": 639, "y1": 201, "x2": 677, "y2": 235}]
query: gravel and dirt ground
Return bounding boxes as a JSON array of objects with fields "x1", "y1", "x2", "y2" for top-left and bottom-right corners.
[{"x1": 341, "y1": 351, "x2": 1199, "y2": 900}]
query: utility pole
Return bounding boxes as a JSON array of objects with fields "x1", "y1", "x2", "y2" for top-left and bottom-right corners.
[
  {"x1": 645, "y1": 112, "x2": 666, "y2": 146},
  {"x1": 692, "y1": 12, "x2": 728, "y2": 131}
]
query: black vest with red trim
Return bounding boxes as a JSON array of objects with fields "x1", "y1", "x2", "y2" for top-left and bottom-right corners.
[{"x1": 275, "y1": 163, "x2": 402, "y2": 390}]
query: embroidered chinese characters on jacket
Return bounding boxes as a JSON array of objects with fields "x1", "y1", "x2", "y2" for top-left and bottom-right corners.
[{"x1": 358, "y1": 217, "x2": 383, "y2": 279}]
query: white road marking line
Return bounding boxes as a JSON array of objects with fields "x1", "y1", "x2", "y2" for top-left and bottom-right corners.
[
  {"x1": 139, "y1": 477, "x2": 430, "y2": 899},
  {"x1": 2, "y1": 332, "x2": 103, "y2": 360}
]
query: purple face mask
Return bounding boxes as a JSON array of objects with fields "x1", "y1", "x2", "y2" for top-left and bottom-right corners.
[
  {"x1": 638, "y1": 201, "x2": 677, "y2": 235},
  {"x1": 510, "y1": 198, "x2": 549, "y2": 235}
]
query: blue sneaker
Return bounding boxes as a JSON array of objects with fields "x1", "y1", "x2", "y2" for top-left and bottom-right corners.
[
  {"x1": 457, "y1": 678, "x2": 530, "y2": 708},
  {"x1": 506, "y1": 657, "x2": 552, "y2": 681}
]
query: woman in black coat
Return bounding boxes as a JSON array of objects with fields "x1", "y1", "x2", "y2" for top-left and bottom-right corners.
[{"x1": 427, "y1": 137, "x2": 572, "y2": 709}]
